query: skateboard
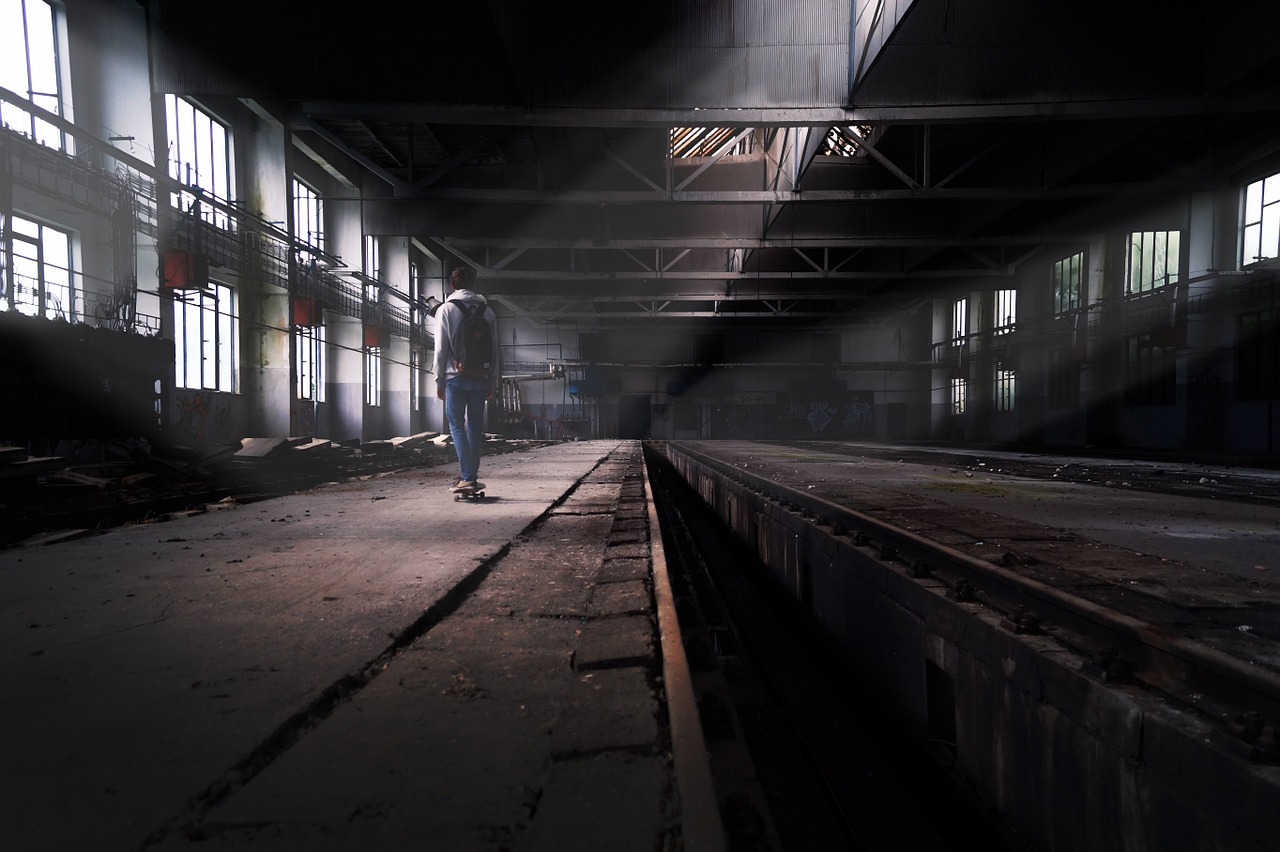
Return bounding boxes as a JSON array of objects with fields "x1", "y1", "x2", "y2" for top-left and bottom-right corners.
[{"x1": 453, "y1": 485, "x2": 487, "y2": 501}]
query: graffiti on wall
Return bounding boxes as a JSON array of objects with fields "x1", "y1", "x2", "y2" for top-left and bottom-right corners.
[
  {"x1": 291, "y1": 400, "x2": 317, "y2": 437},
  {"x1": 174, "y1": 392, "x2": 230, "y2": 445}
]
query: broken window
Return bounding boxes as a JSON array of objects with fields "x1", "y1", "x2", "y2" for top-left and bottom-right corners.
[
  {"x1": 994, "y1": 363, "x2": 1016, "y2": 412},
  {"x1": 292, "y1": 178, "x2": 324, "y2": 259},
  {"x1": 993, "y1": 288, "x2": 1017, "y2": 334},
  {"x1": 1238, "y1": 310, "x2": 1279, "y2": 401},
  {"x1": 1242, "y1": 172, "x2": 1280, "y2": 266},
  {"x1": 7, "y1": 215, "x2": 74, "y2": 320},
  {"x1": 0, "y1": 0, "x2": 70, "y2": 151},
  {"x1": 950, "y1": 377, "x2": 967, "y2": 415},
  {"x1": 295, "y1": 323, "x2": 326, "y2": 402},
  {"x1": 1052, "y1": 252, "x2": 1083, "y2": 314},
  {"x1": 1126, "y1": 230, "x2": 1180, "y2": 295},
  {"x1": 175, "y1": 281, "x2": 237, "y2": 392},
  {"x1": 165, "y1": 95, "x2": 233, "y2": 228},
  {"x1": 1123, "y1": 332, "x2": 1175, "y2": 406}
]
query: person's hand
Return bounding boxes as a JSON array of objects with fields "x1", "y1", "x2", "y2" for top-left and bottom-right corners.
[
  {"x1": 436, "y1": 385, "x2": 445, "y2": 401},
  {"x1": 486, "y1": 387, "x2": 494, "y2": 401}
]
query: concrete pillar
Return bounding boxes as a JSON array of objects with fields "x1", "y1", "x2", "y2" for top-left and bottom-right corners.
[
  {"x1": 241, "y1": 282, "x2": 291, "y2": 437},
  {"x1": 1085, "y1": 234, "x2": 1124, "y2": 448},
  {"x1": 385, "y1": 336, "x2": 410, "y2": 437},
  {"x1": 331, "y1": 315, "x2": 364, "y2": 443}
]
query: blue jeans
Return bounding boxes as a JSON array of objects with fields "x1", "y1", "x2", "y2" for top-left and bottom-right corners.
[{"x1": 445, "y1": 376, "x2": 489, "y2": 482}]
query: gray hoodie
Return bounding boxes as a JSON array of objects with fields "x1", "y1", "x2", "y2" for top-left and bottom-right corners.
[{"x1": 433, "y1": 289, "x2": 499, "y2": 387}]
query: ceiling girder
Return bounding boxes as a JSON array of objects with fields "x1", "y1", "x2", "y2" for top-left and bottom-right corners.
[
  {"x1": 294, "y1": 89, "x2": 1280, "y2": 128},
  {"x1": 359, "y1": 181, "x2": 1216, "y2": 204}
]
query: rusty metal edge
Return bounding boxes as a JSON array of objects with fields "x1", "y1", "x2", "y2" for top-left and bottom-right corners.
[{"x1": 643, "y1": 447, "x2": 728, "y2": 852}]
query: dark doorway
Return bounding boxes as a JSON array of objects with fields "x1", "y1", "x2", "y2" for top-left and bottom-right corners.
[{"x1": 619, "y1": 394, "x2": 651, "y2": 438}]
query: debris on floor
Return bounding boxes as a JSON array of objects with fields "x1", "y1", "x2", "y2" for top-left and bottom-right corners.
[{"x1": 0, "y1": 432, "x2": 560, "y2": 547}]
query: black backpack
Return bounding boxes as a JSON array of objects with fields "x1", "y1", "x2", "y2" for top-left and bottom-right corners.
[{"x1": 451, "y1": 299, "x2": 493, "y2": 377}]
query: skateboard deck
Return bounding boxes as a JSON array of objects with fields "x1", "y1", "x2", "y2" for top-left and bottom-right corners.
[{"x1": 454, "y1": 488, "x2": 486, "y2": 501}]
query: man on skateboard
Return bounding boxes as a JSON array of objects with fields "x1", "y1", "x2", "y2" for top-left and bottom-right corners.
[{"x1": 434, "y1": 265, "x2": 499, "y2": 496}]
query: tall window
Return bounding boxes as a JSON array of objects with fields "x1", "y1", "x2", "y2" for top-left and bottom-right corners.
[
  {"x1": 0, "y1": 0, "x2": 69, "y2": 151},
  {"x1": 952, "y1": 297, "x2": 968, "y2": 343},
  {"x1": 295, "y1": 324, "x2": 326, "y2": 402},
  {"x1": 1242, "y1": 172, "x2": 1280, "y2": 266},
  {"x1": 292, "y1": 178, "x2": 323, "y2": 259},
  {"x1": 1123, "y1": 333, "x2": 1175, "y2": 406},
  {"x1": 1052, "y1": 252, "x2": 1083, "y2": 314},
  {"x1": 364, "y1": 234, "x2": 380, "y2": 280},
  {"x1": 950, "y1": 377, "x2": 967, "y2": 415},
  {"x1": 7, "y1": 215, "x2": 73, "y2": 319},
  {"x1": 365, "y1": 345, "x2": 381, "y2": 406},
  {"x1": 993, "y1": 289, "x2": 1017, "y2": 334},
  {"x1": 175, "y1": 282, "x2": 237, "y2": 392},
  {"x1": 165, "y1": 95, "x2": 233, "y2": 228},
  {"x1": 994, "y1": 363, "x2": 1016, "y2": 412},
  {"x1": 1238, "y1": 310, "x2": 1279, "y2": 401},
  {"x1": 1126, "y1": 230, "x2": 1180, "y2": 295},
  {"x1": 409, "y1": 259, "x2": 421, "y2": 328}
]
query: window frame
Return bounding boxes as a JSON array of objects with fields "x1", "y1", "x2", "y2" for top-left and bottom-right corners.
[
  {"x1": 952, "y1": 297, "x2": 968, "y2": 343},
  {"x1": 295, "y1": 322, "x2": 327, "y2": 403},
  {"x1": 1052, "y1": 252, "x2": 1083, "y2": 315},
  {"x1": 950, "y1": 377, "x2": 967, "y2": 415},
  {"x1": 292, "y1": 177, "x2": 324, "y2": 258},
  {"x1": 993, "y1": 288, "x2": 1017, "y2": 335},
  {"x1": 6, "y1": 215, "x2": 75, "y2": 320},
  {"x1": 993, "y1": 363, "x2": 1016, "y2": 412},
  {"x1": 365, "y1": 345, "x2": 382, "y2": 406},
  {"x1": 1242, "y1": 172, "x2": 1280, "y2": 267},
  {"x1": 1125, "y1": 230, "x2": 1180, "y2": 296},
  {"x1": 0, "y1": 0, "x2": 70, "y2": 151},
  {"x1": 363, "y1": 234, "x2": 380, "y2": 281},
  {"x1": 174, "y1": 281, "x2": 238, "y2": 393},
  {"x1": 165, "y1": 95, "x2": 234, "y2": 229}
]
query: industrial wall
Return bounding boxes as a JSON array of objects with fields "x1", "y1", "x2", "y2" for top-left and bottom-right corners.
[{"x1": 1, "y1": 1, "x2": 1278, "y2": 459}]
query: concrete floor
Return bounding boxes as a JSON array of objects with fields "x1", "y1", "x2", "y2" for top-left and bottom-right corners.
[
  {"x1": 7, "y1": 435, "x2": 1278, "y2": 850},
  {"x1": 0, "y1": 440, "x2": 677, "y2": 851},
  {"x1": 701, "y1": 441, "x2": 1280, "y2": 583}
]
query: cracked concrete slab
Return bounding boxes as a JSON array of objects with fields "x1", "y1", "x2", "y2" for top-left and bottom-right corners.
[{"x1": 0, "y1": 441, "x2": 674, "y2": 851}]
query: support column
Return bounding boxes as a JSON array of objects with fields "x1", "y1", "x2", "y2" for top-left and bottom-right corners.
[
  {"x1": 385, "y1": 336, "x2": 411, "y2": 437},
  {"x1": 331, "y1": 315, "x2": 365, "y2": 443},
  {"x1": 241, "y1": 282, "x2": 291, "y2": 437}
]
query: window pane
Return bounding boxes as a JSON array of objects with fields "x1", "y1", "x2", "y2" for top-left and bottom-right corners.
[
  {"x1": 1263, "y1": 206, "x2": 1280, "y2": 262},
  {"x1": 217, "y1": 285, "x2": 234, "y2": 391},
  {"x1": 1265, "y1": 173, "x2": 1280, "y2": 202},
  {"x1": 182, "y1": 300, "x2": 201, "y2": 388},
  {"x1": 1244, "y1": 223, "x2": 1262, "y2": 265},
  {"x1": 0, "y1": 4, "x2": 28, "y2": 93},
  {"x1": 1246, "y1": 180, "x2": 1263, "y2": 222}
]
